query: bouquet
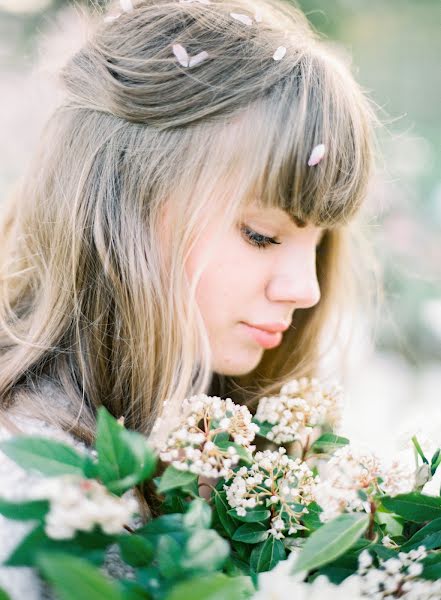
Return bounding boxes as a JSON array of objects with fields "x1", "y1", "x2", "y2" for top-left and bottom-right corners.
[{"x1": 1, "y1": 377, "x2": 441, "y2": 600}]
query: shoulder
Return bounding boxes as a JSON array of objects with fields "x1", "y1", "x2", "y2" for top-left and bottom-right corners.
[{"x1": 0, "y1": 414, "x2": 87, "y2": 600}]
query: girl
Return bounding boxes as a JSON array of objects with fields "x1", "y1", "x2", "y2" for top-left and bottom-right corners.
[{"x1": 0, "y1": 0, "x2": 381, "y2": 596}]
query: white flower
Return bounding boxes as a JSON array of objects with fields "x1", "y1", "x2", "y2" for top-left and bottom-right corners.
[
  {"x1": 255, "y1": 377, "x2": 343, "y2": 445},
  {"x1": 224, "y1": 448, "x2": 316, "y2": 537},
  {"x1": 155, "y1": 394, "x2": 258, "y2": 478},
  {"x1": 31, "y1": 475, "x2": 138, "y2": 540},
  {"x1": 307, "y1": 143, "x2": 326, "y2": 166},
  {"x1": 314, "y1": 444, "x2": 415, "y2": 522}
]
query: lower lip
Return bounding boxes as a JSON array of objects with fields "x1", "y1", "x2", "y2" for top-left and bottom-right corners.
[{"x1": 241, "y1": 323, "x2": 283, "y2": 349}]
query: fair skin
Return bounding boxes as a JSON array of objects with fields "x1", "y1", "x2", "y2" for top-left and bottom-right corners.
[{"x1": 184, "y1": 200, "x2": 326, "y2": 377}]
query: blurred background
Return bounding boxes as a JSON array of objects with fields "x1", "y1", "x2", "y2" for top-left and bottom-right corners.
[{"x1": 0, "y1": 0, "x2": 440, "y2": 454}]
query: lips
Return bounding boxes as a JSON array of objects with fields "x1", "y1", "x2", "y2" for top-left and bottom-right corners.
[{"x1": 241, "y1": 323, "x2": 284, "y2": 349}]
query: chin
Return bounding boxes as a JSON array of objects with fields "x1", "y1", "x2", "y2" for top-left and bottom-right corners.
[{"x1": 212, "y1": 350, "x2": 263, "y2": 377}]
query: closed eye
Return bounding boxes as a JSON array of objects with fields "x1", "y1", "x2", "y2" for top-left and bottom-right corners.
[{"x1": 240, "y1": 225, "x2": 281, "y2": 250}]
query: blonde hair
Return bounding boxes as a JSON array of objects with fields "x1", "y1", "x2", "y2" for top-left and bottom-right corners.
[{"x1": 0, "y1": 0, "x2": 382, "y2": 512}]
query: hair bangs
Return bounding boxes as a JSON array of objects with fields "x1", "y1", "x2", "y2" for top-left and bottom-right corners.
[{"x1": 233, "y1": 50, "x2": 377, "y2": 229}]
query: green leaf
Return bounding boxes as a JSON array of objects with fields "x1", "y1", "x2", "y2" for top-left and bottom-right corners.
[
  {"x1": 412, "y1": 435, "x2": 429, "y2": 464},
  {"x1": 117, "y1": 534, "x2": 154, "y2": 567},
  {"x1": 96, "y1": 407, "x2": 157, "y2": 495},
  {"x1": 0, "y1": 498, "x2": 49, "y2": 521},
  {"x1": 301, "y1": 501, "x2": 324, "y2": 532},
  {"x1": 249, "y1": 537, "x2": 286, "y2": 573},
  {"x1": 156, "y1": 535, "x2": 184, "y2": 579},
  {"x1": 215, "y1": 441, "x2": 253, "y2": 465},
  {"x1": 156, "y1": 465, "x2": 198, "y2": 495},
  {"x1": 182, "y1": 529, "x2": 230, "y2": 572},
  {"x1": 0, "y1": 437, "x2": 86, "y2": 477},
  {"x1": 375, "y1": 511, "x2": 403, "y2": 538},
  {"x1": 291, "y1": 513, "x2": 369, "y2": 575},
  {"x1": 310, "y1": 433, "x2": 350, "y2": 454},
  {"x1": 251, "y1": 420, "x2": 273, "y2": 439},
  {"x1": 232, "y1": 523, "x2": 269, "y2": 544},
  {"x1": 183, "y1": 498, "x2": 212, "y2": 529},
  {"x1": 212, "y1": 489, "x2": 237, "y2": 537},
  {"x1": 381, "y1": 493, "x2": 441, "y2": 522},
  {"x1": 37, "y1": 553, "x2": 123, "y2": 600},
  {"x1": 422, "y1": 553, "x2": 441, "y2": 580},
  {"x1": 431, "y1": 449, "x2": 441, "y2": 476},
  {"x1": 0, "y1": 588, "x2": 11, "y2": 600},
  {"x1": 401, "y1": 517, "x2": 441, "y2": 551},
  {"x1": 227, "y1": 507, "x2": 271, "y2": 523},
  {"x1": 165, "y1": 573, "x2": 254, "y2": 600}
]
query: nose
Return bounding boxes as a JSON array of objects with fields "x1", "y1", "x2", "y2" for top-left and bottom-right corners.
[{"x1": 265, "y1": 262, "x2": 321, "y2": 310}]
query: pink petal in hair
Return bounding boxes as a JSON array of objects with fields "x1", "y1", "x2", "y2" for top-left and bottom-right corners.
[
  {"x1": 188, "y1": 51, "x2": 209, "y2": 68},
  {"x1": 273, "y1": 46, "x2": 287, "y2": 61},
  {"x1": 120, "y1": 0, "x2": 134, "y2": 11},
  {"x1": 104, "y1": 13, "x2": 122, "y2": 22},
  {"x1": 230, "y1": 12, "x2": 253, "y2": 26},
  {"x1": 308, "y1": 143, "x2": 326, "y2": 166},
  {"x1": 172, "y1": 43, "x2": 190, "y2": 67}
]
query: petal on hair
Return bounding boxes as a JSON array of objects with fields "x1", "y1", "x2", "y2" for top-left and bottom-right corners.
[
  {"x1": 104, "y1": 13, "x2": 122, "y2": 22},
  {"x1": 120, "y1": 0, "x2": 134, "y2": 11},
  {"x1": 308, "y1": 143, "x2": 326, "y2": 166},
  {"x1": 254, "y1": 9, "x2": 263, "y2": 22},
  {"x1": 273, "y1": 46, "x2": 287, "y2": 61},
  {"x1": 230, "y1": 12, "x2": 253, "y2": 26},
  {"x1": 172, "y1": 43, "x2": 190, "y2": 67},
  {"x1": 188, "y1": 51, "x2": 209, "y2": 68}
]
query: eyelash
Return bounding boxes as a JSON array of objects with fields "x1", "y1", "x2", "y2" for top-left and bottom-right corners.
[{"x1": 240, "y1": 225, "x2": 281, "y2": 250}]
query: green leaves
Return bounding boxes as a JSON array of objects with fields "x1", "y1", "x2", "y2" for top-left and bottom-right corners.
[
  {"x1": 381, "y1": 493, "x2": 441, "y2": 522},
  {"x1": 0, "y1": 437, "x2": 86, "y2": 477},
  {"x1": 37, "y1": 553, "x2": 123, "y2": 600},
  {"x1": 291, "y1": 513, "x2": 369, "y2": 575},
  {"x1": 232, "y1": 523, "x2": 269, "y2": 544},
  {"x1": 227, "y1": 507, "x2": 271, "y2": 523},
  {"x1": 0, "y1": 498, "x2": 49, "y2": 521},
  {"x1": 164, "y1": 573, "x2": 254, "y2": 600},
  {"x1": 183, "y1": 498, "x2": 212, "y2": 529},
  {"x1": 249, "y1": 536, "x2": 286, "y2": 573},
  {"x1": 95, "y1": 407, "x2": 157, "y2": 495},
  {"x1": 156, "y1": 465, "x2": 198, "y2": 495},
  {"x1": 310, "y1": 433, "x2": 350, "y2": 454}
]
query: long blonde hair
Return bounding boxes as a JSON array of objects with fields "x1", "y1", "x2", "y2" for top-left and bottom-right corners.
[{"x1": 0, "y1": 0, "x2": 381, "y2": 474}]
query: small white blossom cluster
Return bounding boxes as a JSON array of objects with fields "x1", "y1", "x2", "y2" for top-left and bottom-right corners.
[
  {"x1": 224, "y1": 447, "x2": 316, "y2": 538},
  {"x1": 355, "y1": 546, "x2": 441, "y2": 599},
  {"x1": 157, "y1": 394, "x2": 259, "y2": 478},
  {"x1": 254, "y1": 377, "x2": 343, "y2": 445},
  {"x1": 314, "y1": 445, "x2": 415, "y2": 522},
  {"x1": 31, "y1": 475, "x2": 139, "y2": 540},
  {"x1": 253, "y1": 551, "x2": 365, "y2": 600}
]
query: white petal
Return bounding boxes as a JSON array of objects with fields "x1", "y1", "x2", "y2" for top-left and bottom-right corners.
[
  {"x1": 120, "y1": 0, "x2": 134, "y2": 11},
  {"x1": 230, "y1": 12, "x2": 253, "y2": 26},
  {"x1": 254, "y1": 9, "x2": 263, "y2": 22},
  {"x1": 104, "y1": 13, "x2": 122, "y2": 22},
  {"x1": 188, "y1": 50, "x2": 209, "y2": 68},
  {"x1": 273, "y1": 46, "x2": 287, "y2": 61},
  {"x1": 172, "y1": 43, "x2": 189, "y2": 67},
  {"x1": 308, "y1": 143, "x2": 326, "y2": 166}
]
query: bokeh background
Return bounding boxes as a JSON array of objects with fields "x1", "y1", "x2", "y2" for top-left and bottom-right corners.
[{"x1": 0, "y1": 0, "x2": 440, "y2": 455}]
